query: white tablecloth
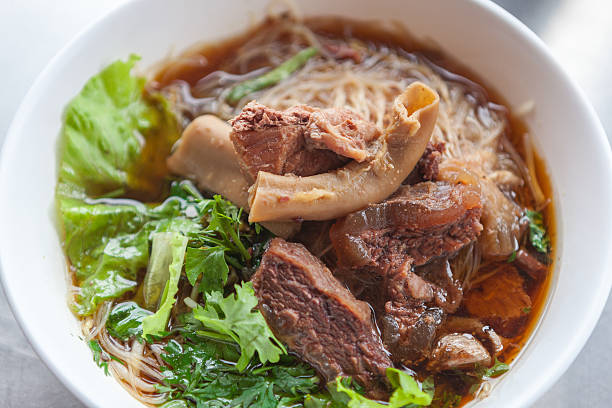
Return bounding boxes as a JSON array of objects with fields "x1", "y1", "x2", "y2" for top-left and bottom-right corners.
[{"x1": 0, "y1": 0, "x2": 610, "y2": 406}]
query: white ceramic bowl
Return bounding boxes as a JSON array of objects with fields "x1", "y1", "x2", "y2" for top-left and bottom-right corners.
[{"x1": 1, "y1": 0, "x2": 611, "y2": 407}]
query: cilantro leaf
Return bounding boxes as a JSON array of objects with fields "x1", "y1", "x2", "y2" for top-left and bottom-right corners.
[
  {"x1": 387, "y1": 367, "x2": 434, "y2": 406},
  {"x1": 184, "y1": 246, "x2": 228, "y2": 293},
  {"x1": 159, "y1": 338, "x2": 318, "y2": 408},
  {"x1": 106, "y1": 301, "x2": 152, "y2": 341},
  {"x1": 172, "y1": 182, "x2": 268, "y2": 294},
  {"x1": 525, "y1": 210, "x2": 550, "y2": 253},
  {"x1": 192, "y1": 282, "x2": 286, "y2": 371},
  {"x1": 334, "y1": 369, "x2": 433, "y2": 408},
  {"x1": 334, "y1": 378, "x2": 382, "y2": 408}
]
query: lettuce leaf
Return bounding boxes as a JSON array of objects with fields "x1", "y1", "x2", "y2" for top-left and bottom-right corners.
[
  {"x1": 57, "y1": 54, "x2": 180, "y2": 199},
  {"x1": 142, "y1": 232, "x2": 188, "y2": 337},
  {"x1": 59, "y1": 196, "x2": 200, "y2": 316},
  {"x1": 58, "y1": 55, "x2": 152, "y2": 197},
  {"x1": 191, "y1": 282, "x2": 286, "y2": 371}
]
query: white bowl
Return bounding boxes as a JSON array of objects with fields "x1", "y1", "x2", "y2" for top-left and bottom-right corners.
[{"x1": 1, "y1": 0, "x2": 611, "y2": 407}]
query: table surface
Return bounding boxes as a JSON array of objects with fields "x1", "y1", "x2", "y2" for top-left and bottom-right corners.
[{"x1": 1, "y1": 1, "x2": 610, "y2": 407}]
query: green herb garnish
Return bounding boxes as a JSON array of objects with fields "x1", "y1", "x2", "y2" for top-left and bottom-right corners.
[
  {"x1": 106, "y1": 302, "x2": 152, "y2": 341},
  {"x1": 159, "y1": 337, "x2": 318, "y2": 407},
  {"x1": 333, "y1": 368, "x2": 433, "y2": 407},
  {"x1": 88, "y1": 340, "x2": 110, "y2": 376},
  {"x1": 525, "y1": 210, "x2": 550, "y2": 253},
  {"x1": 484, "y1": 358, "x2": 510, "y2": 378},
  {"x1": 191, "y1": 282, "x2": 286, "y2": 371}
]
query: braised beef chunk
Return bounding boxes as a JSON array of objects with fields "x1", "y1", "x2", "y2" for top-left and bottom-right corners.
[
  {"x1": 304, "y1": 107, "x2": 381, "y2": 161},
  {"x1": 381, "y1": 303, "x2": 444, "y2": 365},
  {"x1": 331, "y1": 181, "x2": 483, "y2": 273},
  {"x1": 514, "y1": 248, "x2": 547, "y2": 279},
  {"x1": 439, "y1": 316, "x2": 503, "y2": 359},
  {"x1": 230, "y1": 102, "x2": 380, "y2": 180},
  {"x1": 380, "y1": 261, "x2": 458, "y2": 366},
  {"x1": 230, "y1": 103, "x2": 347, "y2": 179},
  {"x1": 418, "y1": 142, "x2": 445, "y2": 181},
  {"x1": 251, "y1": 238, "x2": 392, "y2": 398},
  {"x1": 414, "y1": 259, "x2": 463, "y2": 314},
  {"x1": 330, "y1": 182, "x2": 483, "y2": 367},
  {"x1": 427, "y1": 333, "x2": 491, "y2": 372},
  {"x1": 403, "y1": 142, "x2": 445, "y2": 185}
]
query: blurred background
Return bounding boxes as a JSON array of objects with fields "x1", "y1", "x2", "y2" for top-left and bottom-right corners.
[{"x1": 0, "y1": 0, "x2": 610, "y2": 406}]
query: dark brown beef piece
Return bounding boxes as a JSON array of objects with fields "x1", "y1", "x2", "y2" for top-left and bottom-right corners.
[
  {"x1": 304, "y1": 106, "x2": 381, "y2": 161},
  {"x1": 403, "y1": 142, "x2": 445, "y2": 185},
  {"x1": 381, "y1": 302, "x2": 444, "y2": 365},
  {"x1": 230, "y1": 103, "x2": 345, "y2": 179},
  {"x1": 251, "y1": 238, "x2": 392, "y2": 398},
  {"x1": 418, "y1": 142, "x2": 445, "y2": 181},
  {"x1": 330, "y1": 181, "x2": 483, "y2": 272},
  {"x1": 330, "y1": 182, "x2": 482, "y2": 366},
  {"x1": 514, "y1": 248, "x2": 547, "y2": 279},
  {"x1": 414, "y1": 258, "x2": 463, "y2": 314},
  {"x1": 381, "y1": 260, "x2": 462, "y2": 365},
  {"x1": 230, "y1": 102, "x2": 380, "y2": 180}
]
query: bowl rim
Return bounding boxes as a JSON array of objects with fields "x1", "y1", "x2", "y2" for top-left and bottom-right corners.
[{"x1": 1, "y1": 0, "x2": 611, "y2": 407}]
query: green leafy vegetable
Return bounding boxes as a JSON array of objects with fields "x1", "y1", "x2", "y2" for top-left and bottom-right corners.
[
  {"x1": 431, "y1": 390, "x2": 462, "y2": 408},
  {"x1": 59, "y1": 196, "x2": 200, "y2": 315},
  {"x1": 141, "y1": 232, "x2": 188, "y2": 337},
  {"x1": 334, "y1": 378, "x2": 382, "y2": 408},
  {"x1": 387, "y1": 368, "x2": 434, "y2": 407},
  {"x1": 226, "y1": 47, "x2": 318, "y2": 104},
  {"x1": 507, "y1": 251, "x2": 517, "y2": 263},
  {"x1": 483, "y1": 358, "x2": 510, "y2": 378},
  {"x1": 58, "y1": 55, "x2": 164, "y2": 198},
  {"x1": 172, "y1": 182, "x2": 269, "y2": 293},
  {"x1": 184, "y1": 246, "x2": 228, "y2": 293},
  {"x1": 334, "y1": 368, "x2": 433, "y2": 408},
  {"x1": 197, "y1": 195, "x2": 251, "y2": 262},
  {"x1": 143, "y1": 232, "x2": 181, "y2": 309},
  {"x1": 159, "y1": 337, "x2": 318, "y2": 408},
  {"x1": 88, "y1": 340, "x2": 110, "y2": 376},
  {"x1": 106, "y1": 301, "x2": 152, "y2": 341},
  {"x1": 191, "y1": 282, "x2": 286, "y2": 371},
  {"x1": 525, "y1": 210, "x2": 550, "y2": 253}
]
